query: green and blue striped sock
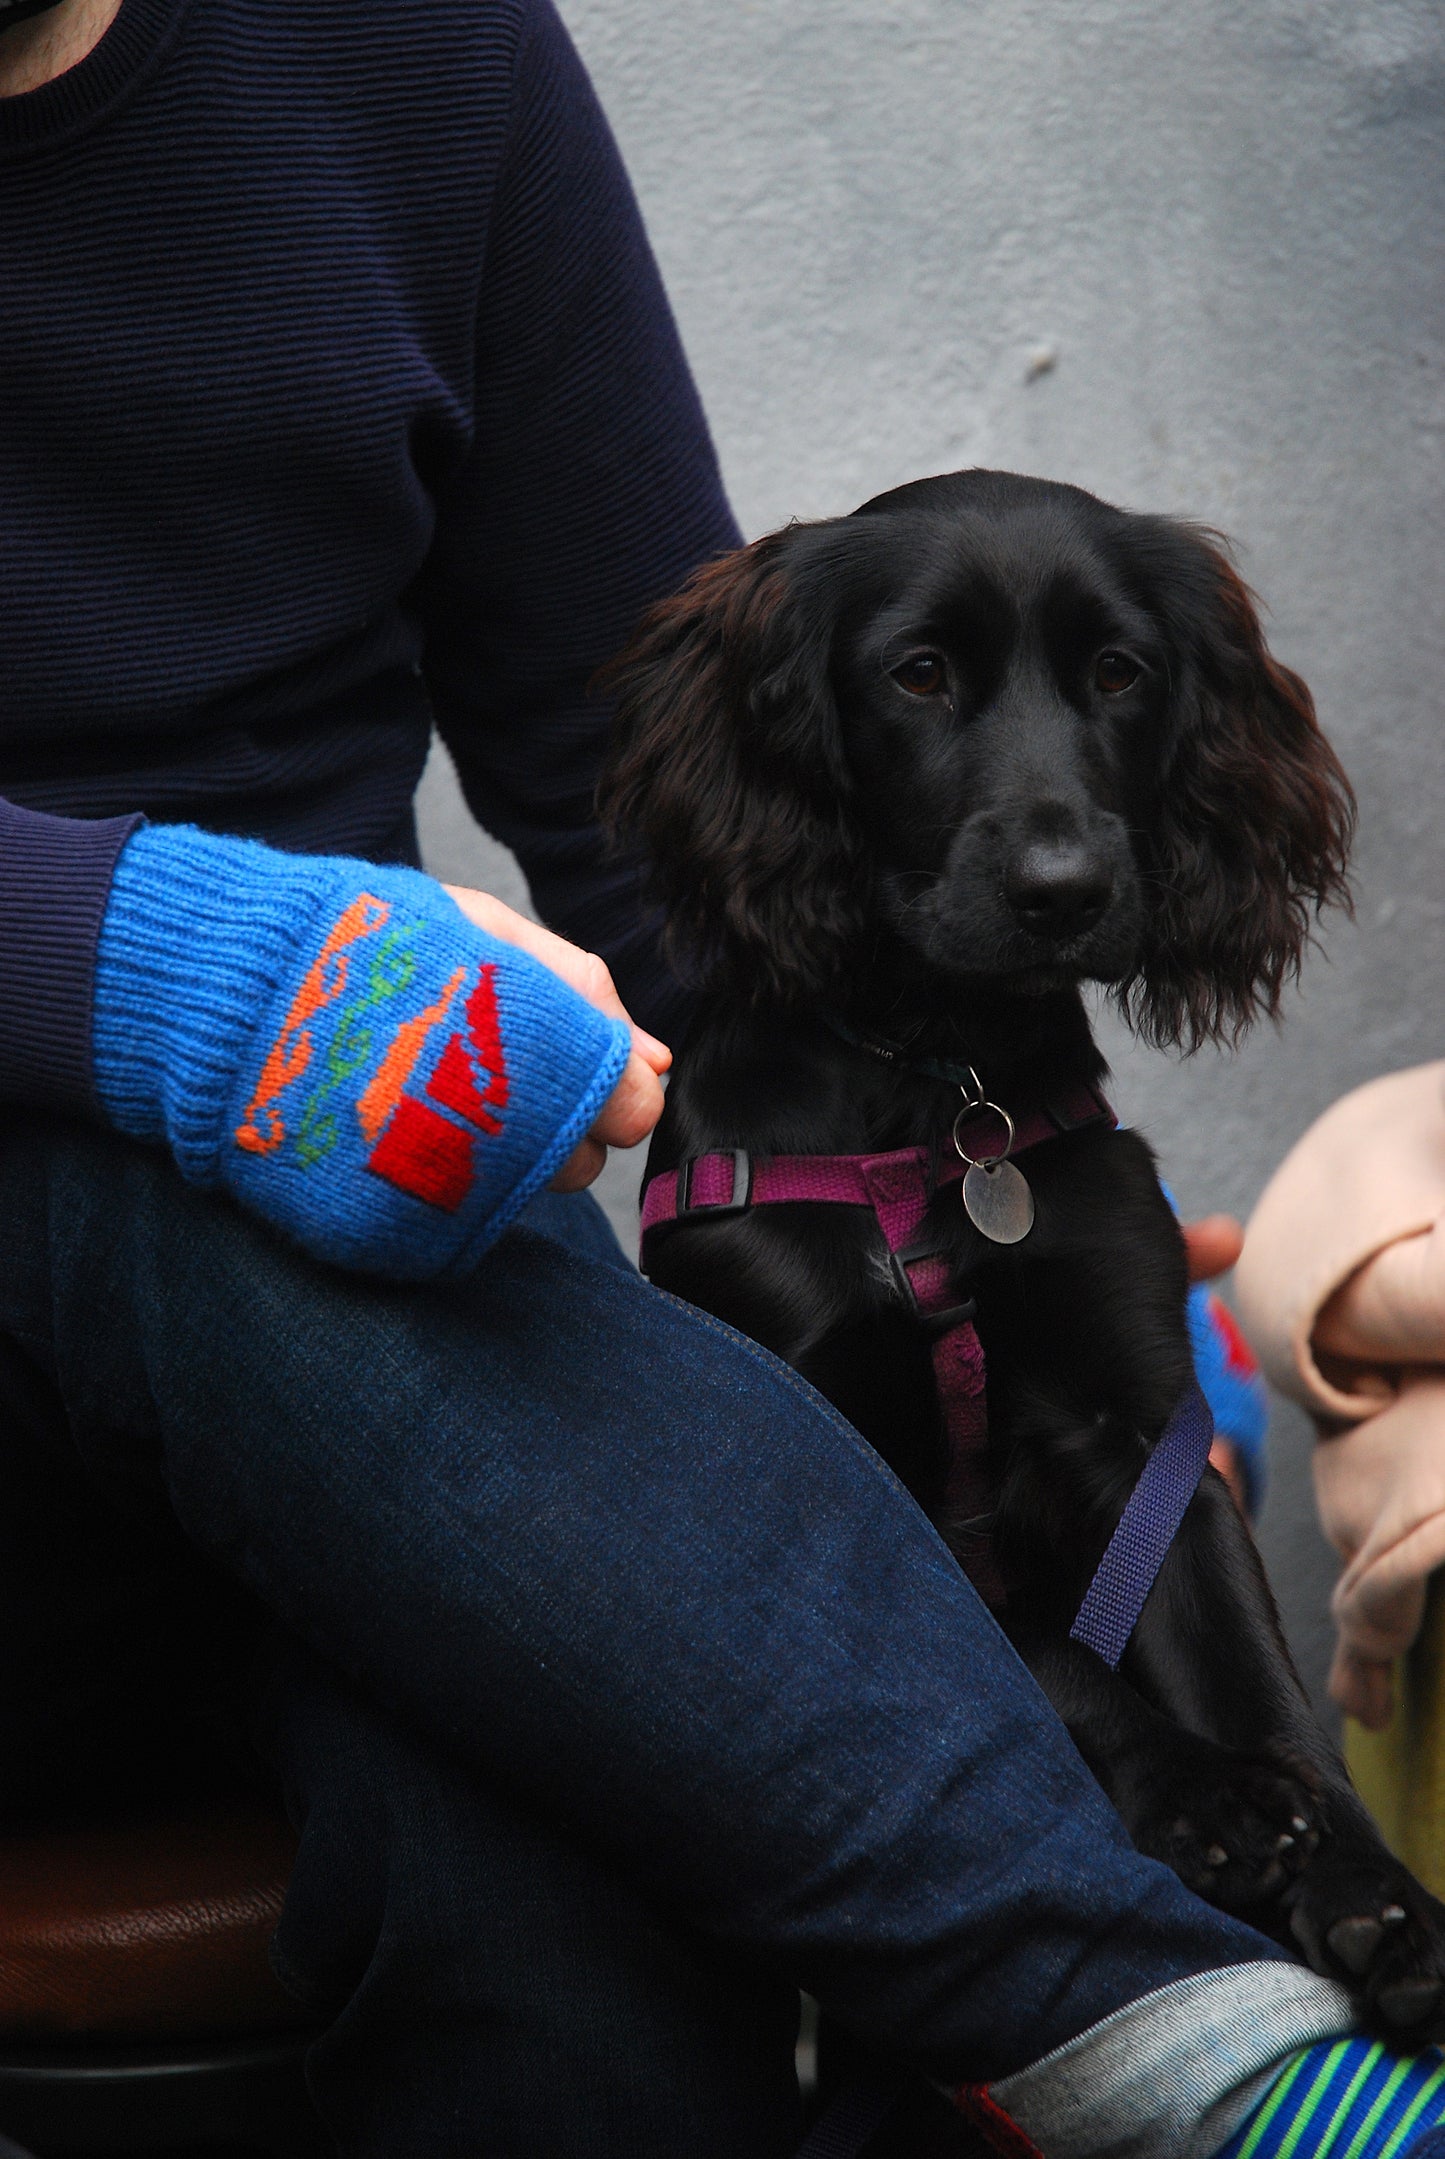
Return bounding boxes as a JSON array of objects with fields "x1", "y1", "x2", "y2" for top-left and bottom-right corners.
[{"x1": 1220, "y1": 2038, "x2": 1445, "y2": 2158}]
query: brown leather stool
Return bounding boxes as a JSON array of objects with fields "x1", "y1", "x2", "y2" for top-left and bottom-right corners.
[{"x1": 0, "y1": 1796, "x2": 328, "y2": 2157}]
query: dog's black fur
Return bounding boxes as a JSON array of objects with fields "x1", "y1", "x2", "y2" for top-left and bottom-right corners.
[{"x1": 601, "y1": 468, "x2": 1445, "y2": 2036}]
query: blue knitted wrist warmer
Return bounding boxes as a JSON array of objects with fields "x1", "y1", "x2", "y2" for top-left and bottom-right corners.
[
  {"x1": 1160, "y1": 1178, "x2": 1270, "y2": 1519},
  {"x1": 1188, "y1": 1284, "x2": 1270, "y2": 1518},
  {"x1": 93, "y1": 826, "x2": 631, "y2": 1278}
]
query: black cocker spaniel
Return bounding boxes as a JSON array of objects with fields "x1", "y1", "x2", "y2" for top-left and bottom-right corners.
[{"x1": 602, "y1": 468, "x2": 1445, "y2": 2036}]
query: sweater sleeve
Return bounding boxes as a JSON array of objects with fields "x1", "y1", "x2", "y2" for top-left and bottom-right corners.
[
  {"x1": 414, "y1": 0, "x2": 741, "y2": 1047},
  {"x1": 0, "y1": 796, "x2": 143, "y2": 1114}
]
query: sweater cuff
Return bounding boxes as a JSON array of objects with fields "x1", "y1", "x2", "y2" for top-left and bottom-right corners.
[{"x1": 0, "y1": 798, "x2": 143, "y2": 1115}]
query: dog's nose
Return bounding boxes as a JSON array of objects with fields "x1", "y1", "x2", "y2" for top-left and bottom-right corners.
[{"x1": 1003, "y1": 843, "x2": 1113, "y2": 940}]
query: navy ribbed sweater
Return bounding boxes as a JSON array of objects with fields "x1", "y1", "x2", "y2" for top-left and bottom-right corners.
[{"x1": 0, "y1": 0, "x2": 738, "y2": 1110}]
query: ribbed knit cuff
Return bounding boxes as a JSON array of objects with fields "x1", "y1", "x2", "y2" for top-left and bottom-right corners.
[
  {"x1": 94, "y1": 826, "x2": 338, "y2": 1180},
  {"x1": 0, "y1": 797, "x2": 143, "y2": 1115},
  {"x1": 94, "y1": 825, "x2": 631, "y2": 1277}
]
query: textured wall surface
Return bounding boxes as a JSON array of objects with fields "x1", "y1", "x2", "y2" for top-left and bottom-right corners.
[{"x1": 417, "y1": 0, "x2": 1445, "y2": 1703}]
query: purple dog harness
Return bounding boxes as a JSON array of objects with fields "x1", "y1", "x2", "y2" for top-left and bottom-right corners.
[{"x1": 639, "y1": 1081, "x2": 1216, "y2": 1666}]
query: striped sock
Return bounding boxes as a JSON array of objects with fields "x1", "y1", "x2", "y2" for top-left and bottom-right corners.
[{"x1": 1220, "y1": 2039, "x2": 1445, "y2": 2158}]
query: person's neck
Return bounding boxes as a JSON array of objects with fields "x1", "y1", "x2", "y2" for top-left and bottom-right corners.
[{"x1": 0, "y1": 0, "x2": 122, "y2": 95}]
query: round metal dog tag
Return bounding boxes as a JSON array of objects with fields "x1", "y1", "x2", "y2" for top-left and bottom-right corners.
[{"x1": 962, "y1": 1159, "x2": 1035, "y2": 1244}]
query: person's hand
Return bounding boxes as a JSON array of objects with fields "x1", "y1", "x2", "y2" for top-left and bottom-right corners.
[
  {"x1": 444, "y1": 888, "x2": 670, "y2": 1193},
  {"x1": 1181, "y1": 1214, "x2": 1249, "y2": 1506}
]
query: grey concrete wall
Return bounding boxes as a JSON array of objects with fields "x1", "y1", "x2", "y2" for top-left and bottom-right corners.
[{"x1": 417, "y1": 0, "x2": 1445, "y2": 1705}]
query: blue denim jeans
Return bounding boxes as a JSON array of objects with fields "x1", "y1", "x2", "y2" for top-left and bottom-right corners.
[{"x1": 0, "y1": 1116, "x2": 1284, "y2": 2156}]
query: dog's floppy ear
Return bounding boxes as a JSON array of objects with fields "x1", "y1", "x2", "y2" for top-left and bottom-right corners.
[
  {"x1": 598, "y1": 527, "x2": 867, "y2": 1003},
  {"x1": 1121, "y1": 530, "x2": 1355, "y2": 1051}
]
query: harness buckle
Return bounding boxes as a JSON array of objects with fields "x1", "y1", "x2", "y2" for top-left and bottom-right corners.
[
  {"x1": 889, "y1": 1237, "x2": 977, "y2": 1340},
  {"x1": 677, "y1": 1149, "x2": 753, "y2": 1220}
]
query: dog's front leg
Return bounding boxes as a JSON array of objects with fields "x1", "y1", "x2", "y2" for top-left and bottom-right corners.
[
  {"x1": 1124, "y1": 1467, "x2": 1445, "y2": 2038},
  {"x1": 1008, "y1": 1613, "x2": 1323, "y2": 1923}
]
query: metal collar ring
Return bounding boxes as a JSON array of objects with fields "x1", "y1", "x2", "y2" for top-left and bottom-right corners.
[{"x1": 952, "y1": 1094, "x2": 1016, "y2": 1172}]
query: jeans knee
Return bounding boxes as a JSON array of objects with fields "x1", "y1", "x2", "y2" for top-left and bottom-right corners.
[{"x1": 257, "y1": 1643, "x2": 803, "y2": 2157}]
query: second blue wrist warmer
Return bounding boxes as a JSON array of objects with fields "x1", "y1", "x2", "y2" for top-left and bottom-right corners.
[
  {"x1": 93, "y1": 826, "x2": 631, "y2": 1278},
  {"x1": 1188, "y1": 1284, "x2": 1270, "y2": 1517}
]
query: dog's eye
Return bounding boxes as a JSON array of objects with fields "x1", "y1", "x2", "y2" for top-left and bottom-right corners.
[
  {"x1": 892, "y1": 653, "x2": 948, "y2": 697},
  {"x1": 1095, "y1": 650, "x2": 1140, "y2": 695}
]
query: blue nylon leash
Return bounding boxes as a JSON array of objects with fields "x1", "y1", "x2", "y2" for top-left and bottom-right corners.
[{"x1": 1068, "y1": 1380, "x2": 1216, "y2": 1667}]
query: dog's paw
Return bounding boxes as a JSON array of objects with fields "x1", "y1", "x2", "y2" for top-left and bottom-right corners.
[
  {"x1": 1287, "y1": 1845, "x2": 1445, "y2": 2043},
  {"x1": 1130, "y1": 1752, "x2": 1320, "y2": 1914}
]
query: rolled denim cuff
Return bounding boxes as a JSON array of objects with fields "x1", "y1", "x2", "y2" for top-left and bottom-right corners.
[{"x1": 982, "y1": 1961, "x2": 1357, "y2": 2159}]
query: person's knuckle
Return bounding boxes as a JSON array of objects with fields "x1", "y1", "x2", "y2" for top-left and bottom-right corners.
[{"x1": 579, "y1": 950, "x2": 615, "y2": 1001}]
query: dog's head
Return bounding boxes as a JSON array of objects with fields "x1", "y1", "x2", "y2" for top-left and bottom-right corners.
[{"x1": 601, "y1": 469, "x2": 1353, "y2": 1049}]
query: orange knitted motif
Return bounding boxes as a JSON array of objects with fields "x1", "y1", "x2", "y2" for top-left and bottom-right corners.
[
  {"x1": 356, "y1": 964, "x2": 467, "y2": 1145},
  {"x1": 234, "y1": 893, "x2": 389, "y2": 1154}
]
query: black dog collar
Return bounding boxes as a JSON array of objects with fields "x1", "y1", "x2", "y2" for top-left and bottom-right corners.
[{"x1": 820, "y1": 1010, "x2": 990, "y2": 1091}]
